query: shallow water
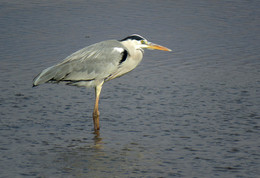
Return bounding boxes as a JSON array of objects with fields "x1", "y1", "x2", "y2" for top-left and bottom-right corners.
[{"x1": 0, "y1": 0, "x2": 259, "y2": 177}]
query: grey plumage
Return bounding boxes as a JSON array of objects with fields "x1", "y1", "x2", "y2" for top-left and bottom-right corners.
[
  {"x1": 33, "y1": 34, "x2": 171, "y2": 131},
  {"x1": 33, "y1": 40, "x2": 133, "y2": 87}
]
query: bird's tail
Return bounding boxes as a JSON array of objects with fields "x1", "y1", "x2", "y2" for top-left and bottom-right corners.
[{"x1": 33, "y1": 66, "x2": 57, "y2": 87}]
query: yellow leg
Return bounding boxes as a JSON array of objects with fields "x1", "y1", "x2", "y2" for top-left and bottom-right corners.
[{"x1": 93, "y1": 82, "x2": 103, "y2": 131}]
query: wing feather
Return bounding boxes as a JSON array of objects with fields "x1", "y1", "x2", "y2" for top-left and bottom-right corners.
[{"x1": 33, "y1": 40, "x2": 127, "y2": 87}]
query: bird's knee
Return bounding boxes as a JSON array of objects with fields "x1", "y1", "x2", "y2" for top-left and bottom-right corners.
[{"x1": 93, "y1": 110, "x2": 100, "y2": 118}]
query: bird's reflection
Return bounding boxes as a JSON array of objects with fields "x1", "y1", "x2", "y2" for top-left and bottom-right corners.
[
  {"x1": 52, "y1": 130, "x2": 106, "y2": 175},
  {"x1": 92, "y1": 130, "x2": 103, "y2": 149}
]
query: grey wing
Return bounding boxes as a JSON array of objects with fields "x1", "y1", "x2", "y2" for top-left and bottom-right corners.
[{"x1": 33, "y1": 40, "x2": 128, "y2": 87}]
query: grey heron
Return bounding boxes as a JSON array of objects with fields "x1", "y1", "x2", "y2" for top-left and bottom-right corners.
[{"x1": 33, "y1": 34, "x2": 171, "y2": 131}]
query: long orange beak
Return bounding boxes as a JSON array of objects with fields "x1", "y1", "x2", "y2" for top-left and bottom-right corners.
[{"x1": 147, "y1": 42, "x2": 172, "y2": 51}]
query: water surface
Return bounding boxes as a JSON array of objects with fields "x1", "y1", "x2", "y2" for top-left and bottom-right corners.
[{"x1": 0, "y1": 0, "x2": 259, "y2": 177}]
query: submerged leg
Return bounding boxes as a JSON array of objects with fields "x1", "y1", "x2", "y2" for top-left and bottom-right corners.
[{"x1": 93, "y1": 82, "x2": 103, "y2": 131}]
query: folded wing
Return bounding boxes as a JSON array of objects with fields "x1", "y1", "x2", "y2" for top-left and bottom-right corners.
[{"x1": 33, "y1": 40, "x2": 128, "y2": 87}]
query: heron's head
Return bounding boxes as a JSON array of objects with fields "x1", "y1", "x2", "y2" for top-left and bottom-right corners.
[{"x1": 120, "y1": 34, "x2": 172, "y2": 52}]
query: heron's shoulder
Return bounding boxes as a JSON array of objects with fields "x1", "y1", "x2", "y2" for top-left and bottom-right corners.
[
  {"x1": 94, "y1": 40, "x2": 126, "y2": 49},
  {"x1": 60, "y1": 40, "x2": 127, "y2": 64},
  {"x1": 86, "y1": 40, "x2": 128, "y2": 55},
  {"x1": 73, "y1": 40, "x2": 127, "y2": 54}
]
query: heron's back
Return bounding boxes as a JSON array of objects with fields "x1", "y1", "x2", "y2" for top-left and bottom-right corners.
[{"x1": 33, "y1": 40, "x2": 129, "y2": 87}]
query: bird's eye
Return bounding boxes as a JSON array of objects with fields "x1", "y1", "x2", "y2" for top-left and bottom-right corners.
[{"x1": 141, "y1": 40, "x2": 147, "y2": 44}]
